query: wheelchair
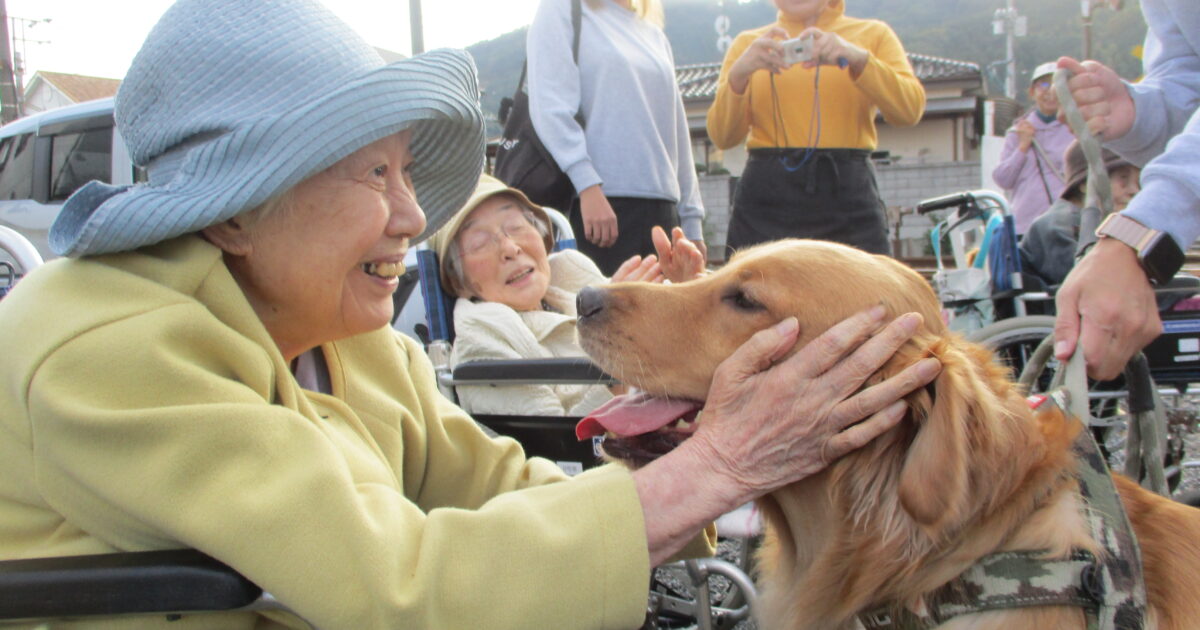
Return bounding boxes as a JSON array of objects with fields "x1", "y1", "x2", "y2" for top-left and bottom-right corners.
[
  {"x1": 0, "y1": 220, "x2": 758, "y2": 629},
  {"x1": 915, "y1": 189, "x2": 1200, "y2": 500}
]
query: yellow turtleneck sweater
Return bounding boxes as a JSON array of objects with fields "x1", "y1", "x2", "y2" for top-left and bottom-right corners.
[{"x1": 706, "y1": 0, "x2": 925, "y2": 151}]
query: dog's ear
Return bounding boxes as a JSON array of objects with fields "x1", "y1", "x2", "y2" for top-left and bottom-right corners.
[
  {"x1": 896, "y1": 337, "x2": 973, "y2": 535},
  {"x1": 894, "y1": 337, "x2": 1040, "y2": 540}
]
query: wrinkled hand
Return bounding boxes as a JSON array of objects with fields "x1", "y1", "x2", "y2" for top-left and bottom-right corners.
[
  {"x1": 728, "y1": 26, "x2": 789, "y2": 94},
  {"x1": 651, "y1": 226, "x2": 706, "y2": 283},
  {"x1": 798, "y1": 27, "x2": 869, "y2": 76},
  {"x1": 579, "y1": 185, "x2": 619, "y2": 247},
  {"x1": 690, "y1": 306, "x2": 940, "y2": 498},
  {"x1": 1014, "y1": 119, "x2": 1036, "y2": 152},
  {"x1": 1056, "y1": 57, "x2": 1135, "y2": 140},
  {"x1": 611, "y1": 254, "x2": 663, "y2": 284},
  {"x1": 1054, "y1": 238, "x2": 1161, "y2": 380}
]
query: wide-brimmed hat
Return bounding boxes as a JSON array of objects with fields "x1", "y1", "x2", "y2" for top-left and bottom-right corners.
[
  {"x1": 429, "y1": 174, "x2": 553, "y2": 297},
  {"x1": 50, "y1": 0, "x2": 485, "y2": 257},
  {"x1": 1061, "y1": 140, "x2": 1134, "y2": 200}
]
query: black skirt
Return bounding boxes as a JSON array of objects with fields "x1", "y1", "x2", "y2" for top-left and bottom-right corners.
[{"x1": 726, "y1": 148, "x2": 890, "y2": 258}]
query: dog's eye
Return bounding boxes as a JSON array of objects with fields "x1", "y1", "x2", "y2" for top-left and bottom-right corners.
[{"x1": 723, "y1": 290, "x2": 764, "y2": 312}]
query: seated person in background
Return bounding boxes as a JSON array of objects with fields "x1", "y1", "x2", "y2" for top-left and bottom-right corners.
[
  {"x1": 1020, "y1": 140, "x2": 1140, "y2": 287},
  {"x1": 430, "y1": 175, "x2": 706, "y2": 416}
]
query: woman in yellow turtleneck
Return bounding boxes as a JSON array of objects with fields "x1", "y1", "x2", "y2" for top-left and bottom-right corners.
[{"x1": 707, "y1": 0, "x2": 924, "y2": 258}]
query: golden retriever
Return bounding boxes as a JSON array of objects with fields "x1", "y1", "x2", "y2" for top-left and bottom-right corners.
[{"x1": 574, "y1": 239, "x2": 1200, "y2": 630}]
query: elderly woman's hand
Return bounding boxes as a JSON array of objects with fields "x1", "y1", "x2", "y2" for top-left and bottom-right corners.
[
  {"x1": 651, "y1": 226, "x2": 706, "y2": 283},
  {"x1": 691, "y1": 307, "x2": 937, "y2": 495},
  {"x1": 611, "y1": 254, "x2": 664, "y2": 284},
  {"x1": 632, "y1": 306, "x2": 939, "y2": 565}
]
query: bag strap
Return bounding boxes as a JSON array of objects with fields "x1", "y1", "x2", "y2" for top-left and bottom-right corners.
[{"x1": 518, "y1": 0, "x2": 582, "y2": 91}]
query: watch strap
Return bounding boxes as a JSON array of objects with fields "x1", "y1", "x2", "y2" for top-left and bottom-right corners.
[{"x1": 1095, "y1": 214, "x2": 1184, "y2": 285}]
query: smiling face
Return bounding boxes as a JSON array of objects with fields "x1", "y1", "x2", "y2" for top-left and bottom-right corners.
[
  {"x1": 455, "y1": 194, "x2": 552, "y2": 312},
  {"x1": 1029, "y1": 76, "x2": 1059, "y2": 116},
  {"x1": 208, "y1": 131, "x2": 424, "y2": 360}
]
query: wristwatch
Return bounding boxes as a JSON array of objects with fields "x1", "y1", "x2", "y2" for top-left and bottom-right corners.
[{"x1": 1094, "y1": 213, "x2": 1185, "y2": 286}]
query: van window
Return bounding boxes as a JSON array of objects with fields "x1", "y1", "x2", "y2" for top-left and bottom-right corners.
[
  {"x1": 50, "y1": 128, "x2": 113, "y2": 201},
  {"x1": 0, "y1": 134, "x2": 34, "y2": 201}
]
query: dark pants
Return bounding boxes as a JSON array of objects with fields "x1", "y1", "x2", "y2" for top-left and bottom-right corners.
[
  {"x1": 569, "y1": 196, "x2": 678, "y2": 277},
  {"x1": 726, "y1": 148, "x2": 890, "y2": 259}
]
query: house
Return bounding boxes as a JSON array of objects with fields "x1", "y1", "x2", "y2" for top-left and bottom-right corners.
[
  {"x1": 22, "y1": 71, "x2": 123, "y2": 116},
  {"x1": 676, "y1": 52, "x2": 1015, "y2": 258}
]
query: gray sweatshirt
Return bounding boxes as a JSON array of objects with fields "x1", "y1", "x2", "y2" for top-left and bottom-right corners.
[
  {"x1": 526, "y1": 0, "x2": 705, "y2": 241},
  {"x1": 1108, "y1": 0, "x2": 1200, "y2": 250}
]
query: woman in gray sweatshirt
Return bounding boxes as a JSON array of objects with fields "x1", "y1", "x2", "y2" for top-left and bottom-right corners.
[{"x1": 527, "y1": 0, "x2": 707, "y2": 275}]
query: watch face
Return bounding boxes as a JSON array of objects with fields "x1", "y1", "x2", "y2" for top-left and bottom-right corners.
[{"x1": 1142, "y1": 231, "x2": 1185, "y2": 285}]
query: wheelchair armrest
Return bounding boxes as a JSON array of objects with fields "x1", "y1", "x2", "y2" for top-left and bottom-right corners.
[
  {"x1": 452, "y1": 357, "x2": 613, "y2": 385},
  {"x1": 0, "y1": 549, "x2": 261, "y2": 620}
]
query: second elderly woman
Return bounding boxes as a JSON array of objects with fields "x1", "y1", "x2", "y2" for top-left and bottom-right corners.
[{"x1": 431, "y1": 175, "x2": 704, "y2": 416}]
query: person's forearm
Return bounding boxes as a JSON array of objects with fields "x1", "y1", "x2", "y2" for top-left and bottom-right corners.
[{"x1": 632, "y1": 437, "x2": 748, "y2": 566}]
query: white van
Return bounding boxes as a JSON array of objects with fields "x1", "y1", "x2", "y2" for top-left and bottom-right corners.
[{"x1": 0, "y1": 98, "x2": 138, "y2": 262}]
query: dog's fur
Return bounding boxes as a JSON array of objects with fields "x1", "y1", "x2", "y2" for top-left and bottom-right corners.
[{"x1": 577, "y1": 239, "x2": 1200, "y2": 630}]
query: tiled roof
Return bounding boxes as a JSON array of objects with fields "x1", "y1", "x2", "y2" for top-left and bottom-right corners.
[
  {"x1": 31, "y1": 71, "x2": 122, "y2": 103},
  {"x1": 675, "y1": 52, "x2": 981, "y2": 102}
]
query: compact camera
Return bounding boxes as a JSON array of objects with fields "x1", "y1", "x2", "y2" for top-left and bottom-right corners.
[{"x1": 781, "y1": 35, "x2": 814, "y2": 65}]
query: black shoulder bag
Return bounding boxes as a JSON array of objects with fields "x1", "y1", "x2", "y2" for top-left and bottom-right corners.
[{"x1": 493, "y1": 0, "x2": 582, "y2": 212}]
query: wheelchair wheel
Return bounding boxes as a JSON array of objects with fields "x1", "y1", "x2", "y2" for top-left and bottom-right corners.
[{"x1": 966, "y1": 316, "x2": 1060, "y2": 393}]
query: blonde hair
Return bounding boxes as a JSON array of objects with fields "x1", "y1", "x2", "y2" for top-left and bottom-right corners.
[{"x1": 586, "y1": 0, "x2": 663, "y2": 27}]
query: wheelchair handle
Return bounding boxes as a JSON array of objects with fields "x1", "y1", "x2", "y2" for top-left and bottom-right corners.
[{"x1": 915, "y1": 190, "x2": 1010, "y2": 216}]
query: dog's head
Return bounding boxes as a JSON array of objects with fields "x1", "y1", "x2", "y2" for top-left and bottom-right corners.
[{"x1": 577, "y1": 239, "x2": 1069, "y2": 540}]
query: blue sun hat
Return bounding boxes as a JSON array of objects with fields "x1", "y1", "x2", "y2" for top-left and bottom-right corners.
[{"x1": 50, "y1": 0, "x2": 485, "y2": 257}]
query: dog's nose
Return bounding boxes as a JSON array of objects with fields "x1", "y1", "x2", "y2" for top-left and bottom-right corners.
[{"x1": 577, "y1": 286, "x2": 606, "y2": 320}]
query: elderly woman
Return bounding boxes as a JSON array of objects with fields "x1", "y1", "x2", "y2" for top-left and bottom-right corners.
[
  {"x1": 0, "y1": 1, "x2": 939, "y2": 629},
  {"x1": 430, "y1": 174, "x2": 705, "y2": 416}
]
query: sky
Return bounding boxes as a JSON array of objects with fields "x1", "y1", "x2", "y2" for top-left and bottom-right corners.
[{"x1": 7, "y1": 1, "x2": 546, "y2": 85}]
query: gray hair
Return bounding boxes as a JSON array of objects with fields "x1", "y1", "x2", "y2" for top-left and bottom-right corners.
[{"x1": 442, "y1": 202, "x2": 551, "y2": 299}]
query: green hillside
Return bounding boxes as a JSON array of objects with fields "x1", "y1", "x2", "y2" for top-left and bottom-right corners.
[{"x1": 467, "y1": 0, "x2": 1147, "y2": 135}]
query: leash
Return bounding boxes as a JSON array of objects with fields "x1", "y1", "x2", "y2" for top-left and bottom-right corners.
[
  {"x1": 1052, "y1": 68, "x2": 1112, "y2": 257},
  {"x1": 1052, "y1": 66, "x2": 1169, "y2": 495}
]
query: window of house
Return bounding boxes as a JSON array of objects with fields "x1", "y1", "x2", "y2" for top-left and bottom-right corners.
[
  {"x1": 0, "y1": 134, "x2": 34, "y2": 201},
  {"x1": 49, "y1": 128, "x2": 112, "y2": 202}
]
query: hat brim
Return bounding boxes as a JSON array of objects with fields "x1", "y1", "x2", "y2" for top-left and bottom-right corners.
[{"x1": 51, "y1": 48, "x2": 484, "y2": 257}]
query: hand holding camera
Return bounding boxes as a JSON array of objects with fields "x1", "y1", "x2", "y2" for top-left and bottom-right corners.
[{"x1": 781, "y1": 35, "x2": 815, "y2": 66}]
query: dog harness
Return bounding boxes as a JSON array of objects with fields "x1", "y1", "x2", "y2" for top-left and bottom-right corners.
[{"x1": 858, "y1": 384, "x2": 1147, "y2": 630}]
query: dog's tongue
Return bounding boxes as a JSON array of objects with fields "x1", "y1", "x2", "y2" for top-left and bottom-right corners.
[{"x1": 575, "y1": 392, "x2": 702, "y2": 440}]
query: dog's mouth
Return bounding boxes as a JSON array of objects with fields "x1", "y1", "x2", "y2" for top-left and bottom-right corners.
[{"x1": 575, "y1": 392, "x2": 703, "y2": 467}]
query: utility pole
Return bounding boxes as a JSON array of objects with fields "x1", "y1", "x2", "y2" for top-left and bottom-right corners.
[
  {"x1": 0, "y1": 0, "x2": 18, "y2": 123},
  {"x1": 409, "y1": 0, "x2": 424, "y2": 56},
  {"x1": 992, "y1": 0, "x2": 1026, "y2": 99},
  {"x1": 1082, "y1": 0, "x2": 1124, "y2": 60}
]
